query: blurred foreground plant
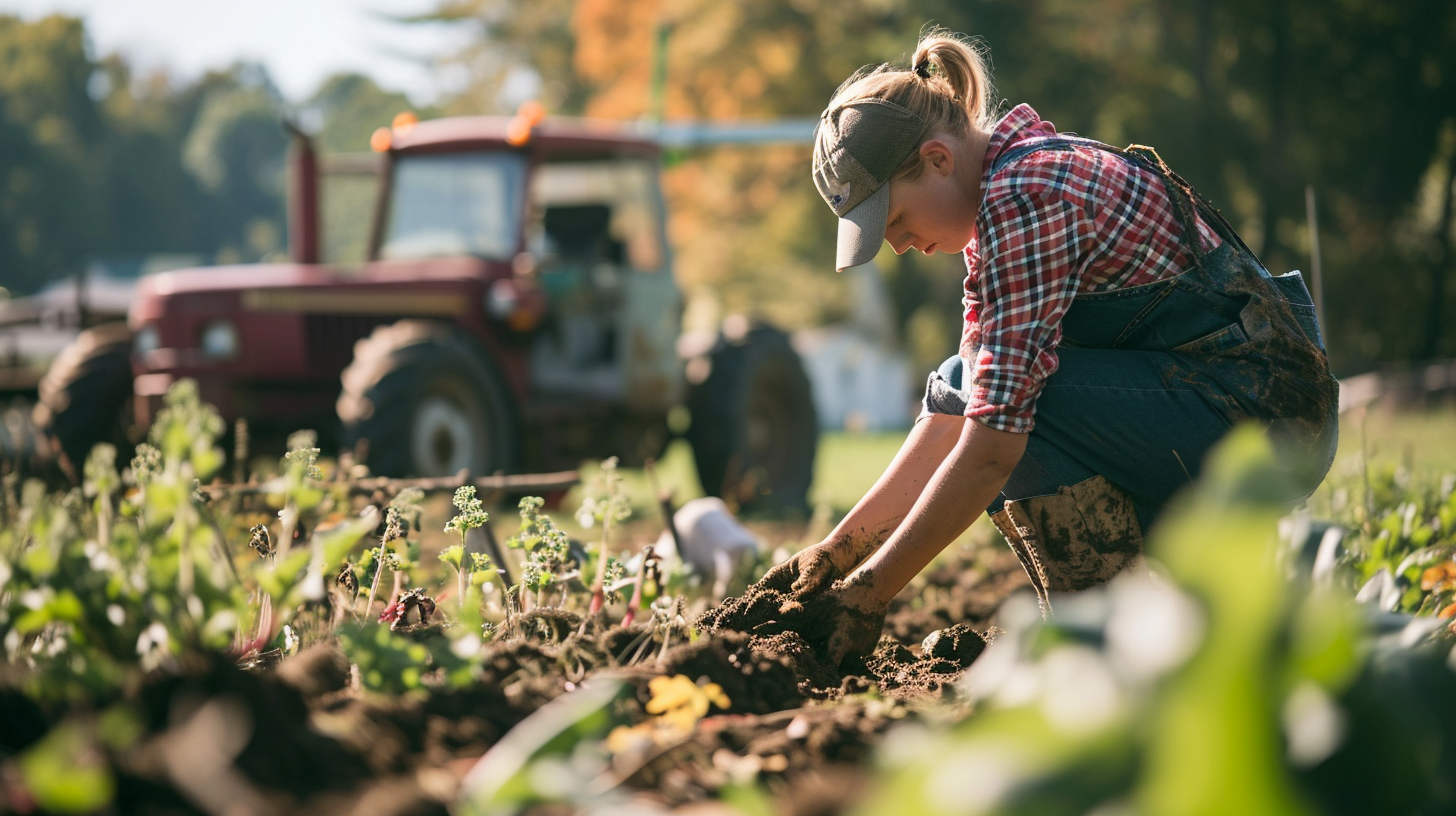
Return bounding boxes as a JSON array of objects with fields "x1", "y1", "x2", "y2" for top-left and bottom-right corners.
[{"x1": 856, "y1": 425, "x2": 1456, "y2": 816}]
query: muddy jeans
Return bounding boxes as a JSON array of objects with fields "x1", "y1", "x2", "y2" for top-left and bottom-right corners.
[{"x1": 922, "y1": 138, "x2": 1340, "y2": 538}]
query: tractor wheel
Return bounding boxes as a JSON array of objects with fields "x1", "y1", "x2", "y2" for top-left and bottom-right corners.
[
  {"x1": 686, "y1": 323, "x2": 818, "y2": 516},
  {"x1": 33, "y1": 323, "x2": 136, "y2": 477},
  {"x1": 337, "y1": 320, "x2": 518, "y2": 479}
]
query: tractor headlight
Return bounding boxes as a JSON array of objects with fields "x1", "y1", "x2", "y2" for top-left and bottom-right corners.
[
  {"x1": 199, "y1": 320, "x2": 239, "y2": 358},
  {"x1": 134, "y1": 325, "x2": 160, "y2": 357}
]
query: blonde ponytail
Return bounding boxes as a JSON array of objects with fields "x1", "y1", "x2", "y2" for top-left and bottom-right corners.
[
  {"x1": 822, "y1": 27, "x2": 996, "y2": 182},
  {"x1": 909, "y1": 29, "x2": 994, "y2": 132}
]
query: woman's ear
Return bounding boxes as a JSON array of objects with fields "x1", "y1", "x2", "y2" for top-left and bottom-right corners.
[{"x1": 919, "y1": 139, "x2": 955, "y2": 176}]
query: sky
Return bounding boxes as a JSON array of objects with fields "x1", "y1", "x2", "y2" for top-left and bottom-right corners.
[{"x1": 0, "y1": 0, "x2": 472, "y2": 104}]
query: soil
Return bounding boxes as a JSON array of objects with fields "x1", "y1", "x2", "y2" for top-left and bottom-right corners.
[{"x1": 13, "y1": 540, "x2": 1030, "y2": 816}]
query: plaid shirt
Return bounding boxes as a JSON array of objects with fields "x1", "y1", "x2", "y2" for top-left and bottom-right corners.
[{"x1": 960, "y1": 104, "x2": 1221, "y2": 432}]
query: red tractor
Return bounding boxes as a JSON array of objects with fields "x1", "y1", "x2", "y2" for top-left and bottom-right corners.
[{"x1": 33, "y1": 107, "x2": 819, "y2": 513}]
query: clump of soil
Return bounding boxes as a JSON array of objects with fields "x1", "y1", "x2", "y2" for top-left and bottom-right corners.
[
  {"x1": 882, "y1": 545, "x2": 1029, "y2": 644},
  {"x1": 648, "y1": 628, "x2": 808, "y2": 714},
  {"x1": 696, "y1": 564, "x2": 997, "y2": 702}
]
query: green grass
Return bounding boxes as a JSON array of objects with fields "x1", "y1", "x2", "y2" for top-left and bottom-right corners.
[
  {"x1": 809, "y1": 430, "x2": 905, "y2": 514},
  {"x1": 1329, "y1": 405, "x2": 1456, "y2": 475},
  {"x1": 1308, "y1": 405, "x2": 1456, "y2": 516},
  {"x1": 527, "y1": 406, "x2": 1456, "y2": 559},
  {"x1": 559, "y1": 431, "x2": 906, "y2": 526}
]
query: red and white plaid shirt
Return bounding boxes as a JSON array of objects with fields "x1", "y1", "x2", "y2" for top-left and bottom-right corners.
[{"x1": 960, "y1": 104, "x2": 1222, "y2": 432}]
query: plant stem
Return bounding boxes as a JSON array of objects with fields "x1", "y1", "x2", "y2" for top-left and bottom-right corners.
[
  {"x1": 98, "y1": 489, "x2": 112, "y2": 551},
  {"x1": 589, "y1": 514, "x2": 612, "y2": 617},
  {"x1": 365, "y1": 545, "x2": 386, "y2": 617},
  {"x1": 622, "y1": 544, "x2": 653, "y2": 628}
]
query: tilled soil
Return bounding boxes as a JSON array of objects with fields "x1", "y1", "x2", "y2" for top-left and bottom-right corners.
[{"x1": 26, "y1": 542, "x2": 1029, "y2": 815}]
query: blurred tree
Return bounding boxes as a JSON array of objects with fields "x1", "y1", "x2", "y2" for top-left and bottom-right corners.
[
  {"x1": 0, "y1": 14, "x2": 101, "y2": 158},
  {"x1": 181, "y1": 63, "x2": 289, "y2": 263},
  {"x1": 0, "y1": 14, "x2": 105, "y2": 293},
  {"x1": 409, "y1": 0, "x2": 589, "y2": 115},
  {"x1": 91, "y1": 55, "x2": 208, "y2": 259},
  {"x1": 1140, "y1": 0, "x2": 1456, "y2": 367},
  {"x1": 305, "y1": 72, "x2": 422, "y2": 153}
]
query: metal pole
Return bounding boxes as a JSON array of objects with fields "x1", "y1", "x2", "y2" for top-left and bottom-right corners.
[
  {"x1": 1305, "y1": 184, "x2": 1324, "y2": 331},
  {"x1": 650, "y1": 22, "x2": 671, "y2": 125}
]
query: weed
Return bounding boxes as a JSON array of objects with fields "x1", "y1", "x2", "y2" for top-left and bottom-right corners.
[
  {"x1": 576, "y1": 456, "x2": 632, "y2": 620},
  {"x1": 506, "y1": 496, "x2": 577, "y2": 613},
  {"x1": 441, "y1": 485, "x2": 495, "y2": 616}
]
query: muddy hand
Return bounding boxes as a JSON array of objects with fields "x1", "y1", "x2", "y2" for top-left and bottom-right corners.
[
  {"x1": 824, "y1": 573, "x2": 888, "y2": 668},
  {"x1": 759, "y1": 533, "x2": 881, "y2": 597}
]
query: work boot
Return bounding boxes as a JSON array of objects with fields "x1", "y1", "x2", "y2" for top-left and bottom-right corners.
[{"x1": 990, "y1": 475, "x2": 1145, "y2": 616}]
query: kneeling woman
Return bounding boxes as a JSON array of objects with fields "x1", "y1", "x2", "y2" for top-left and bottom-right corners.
[{"x1": 773, "y1": 28, "x2": 1339, "y2": 663}]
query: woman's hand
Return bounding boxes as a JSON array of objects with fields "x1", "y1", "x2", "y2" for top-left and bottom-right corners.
[
  {"x1": 823, "y1": 572, "x2": 890, "y2": 667},
  {"x1": 759, "y1": 532, "x2": 882, "y2": 596}
]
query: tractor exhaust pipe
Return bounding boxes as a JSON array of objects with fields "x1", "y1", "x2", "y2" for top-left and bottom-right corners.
[{"x1": 284, "y1": 119, "x2": 320, "y2": 265}]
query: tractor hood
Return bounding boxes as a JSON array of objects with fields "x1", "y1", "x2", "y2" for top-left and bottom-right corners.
[
  {"x1": 129, "y1": 257, "x2": 510, "y2": 327},
  {"x1": 136, "y1": 263, "x2": 336, "y2": 300}
]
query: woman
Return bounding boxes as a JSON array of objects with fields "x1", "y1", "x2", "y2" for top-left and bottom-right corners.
[{"x1": 770, "y1": 29, "x2": 1339, "y2": 665}]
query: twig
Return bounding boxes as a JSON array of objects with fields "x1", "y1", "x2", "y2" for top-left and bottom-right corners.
[
  {"x1": 645, "y1": 459, "x2": 686, "y2": 556},
  {"x1": 197, "y1": 469, "x2": 580, "y2": 502},
  {"x1": 655, "y1": 597, "x2": 682, "y2": 668}
]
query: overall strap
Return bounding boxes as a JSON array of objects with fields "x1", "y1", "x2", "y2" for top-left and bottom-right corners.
[{"x1": 987, "y1": 135, "x2": 1231, "y2": 275}]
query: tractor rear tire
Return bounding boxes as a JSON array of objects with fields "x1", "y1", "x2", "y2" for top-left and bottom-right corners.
[
  {"x1": 686, "y1": 323, "x2": 818, "y2": 516},
  {"x1": 33, "y1": 323, "x2": 136, "y2": 477},
  {"x1": 338, "y1": 320, "x2": 518, "y2": 479}
]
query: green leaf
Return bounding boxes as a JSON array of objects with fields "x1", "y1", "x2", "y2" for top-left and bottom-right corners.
[
  {"x1": 18, "y1": 720, "x2": 115, "y2": 813},
  {"x1": 456, "y1": 680, "x2": 630, "y2": 815},
  {"x1": 440, "y1": 544, "x2": 465, "y2": 569}
]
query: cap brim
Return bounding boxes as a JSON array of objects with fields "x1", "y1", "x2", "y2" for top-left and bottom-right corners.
[{"x1": 834, "y1": 183, "x2": 889, "y2": 272}]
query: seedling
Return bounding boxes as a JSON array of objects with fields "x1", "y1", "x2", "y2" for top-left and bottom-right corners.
[
  {"x1": 621, "y1": 544, "x2": 660, "y2": 628},
  {"x1": 576, "y1": 457, "x2": 632, "y2": 619},
  {"x1": 364, "y1": 488, "x2": 423, "y2": 617},
  {"x1": 275, "y1": 430, "x2": 325, "y2": 558},
  {"x1": 82, "y1": 444, "x2": 119, "y2": 551},
  {"x1": 507, "y1": 496, "x2": 576, "y2": 613},
  {"x1": 442, "y1": 486, "x2": 492, "y2": 615}
]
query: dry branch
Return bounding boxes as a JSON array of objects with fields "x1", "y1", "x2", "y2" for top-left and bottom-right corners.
[{"x1": 197, "y1": 469, "x2": 580, "y2": 502}]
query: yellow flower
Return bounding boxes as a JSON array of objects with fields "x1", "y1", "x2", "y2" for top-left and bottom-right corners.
[{"x1": 643, "y1": 675, "x2": 731, "y2": 733}]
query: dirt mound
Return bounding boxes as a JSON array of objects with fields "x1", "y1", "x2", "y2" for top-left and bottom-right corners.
[{"x1": 696, "y1": 563, "x2": 998, "y2": 702}]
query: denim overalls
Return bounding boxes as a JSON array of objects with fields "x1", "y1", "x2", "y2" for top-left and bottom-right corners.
[{"x1": 923, "y1": 137, "x2": 1340, "y2": 603}]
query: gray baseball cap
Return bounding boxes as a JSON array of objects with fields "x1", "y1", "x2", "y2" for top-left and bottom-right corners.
[{"x1": 812, "y1": 98, "x2": 928, "y2": 272}]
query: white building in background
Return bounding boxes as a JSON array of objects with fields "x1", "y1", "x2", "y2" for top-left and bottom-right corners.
[{"x1": 792, "y1": 262, "x2": 915, "y2": 432}]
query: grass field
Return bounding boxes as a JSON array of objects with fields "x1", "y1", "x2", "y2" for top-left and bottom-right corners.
[{"x1": 563, "y1": 403, "x2": 1456, "y2": 552}]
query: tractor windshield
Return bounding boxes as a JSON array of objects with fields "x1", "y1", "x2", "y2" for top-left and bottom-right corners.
[{"x1": 379, "y1": 152, "x2": 526, "y2": 261}]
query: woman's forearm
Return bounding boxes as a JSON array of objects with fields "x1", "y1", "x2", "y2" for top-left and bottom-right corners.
[
  {"x1": 851, "y1": 419, "x2": 1026, "y2": 604},
  {"x1": 826, "y1": 414, "x2": 966, "y2": 548}
]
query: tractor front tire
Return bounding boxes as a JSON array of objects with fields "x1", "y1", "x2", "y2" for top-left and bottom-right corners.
[
  {"x1": 686, "y1": 323, "x2": 818, "y2": 516},
  {"x1": 33, "y1": 323, "x2": 136, "y2": 477},
  {"x1": 338, "y1": 321, "x2": 518, "y2": 479}
]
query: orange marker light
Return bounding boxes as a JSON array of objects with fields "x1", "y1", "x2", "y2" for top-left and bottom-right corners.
[
  {"x1": 392, "y1": 111, "x2": 418, "y2": 135},
  {"x1": 517, "y1": 100, "x2": 545, "y2": 126},
  {"x1": 370, "y1": 127, "x2": 392, "y2": 152},
  {"x1": 506, "y1": 117, "x2": 532, "y2": 146},
  {"x1": 506, "y1": 100, "x2": 546, "y2": 146}
]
